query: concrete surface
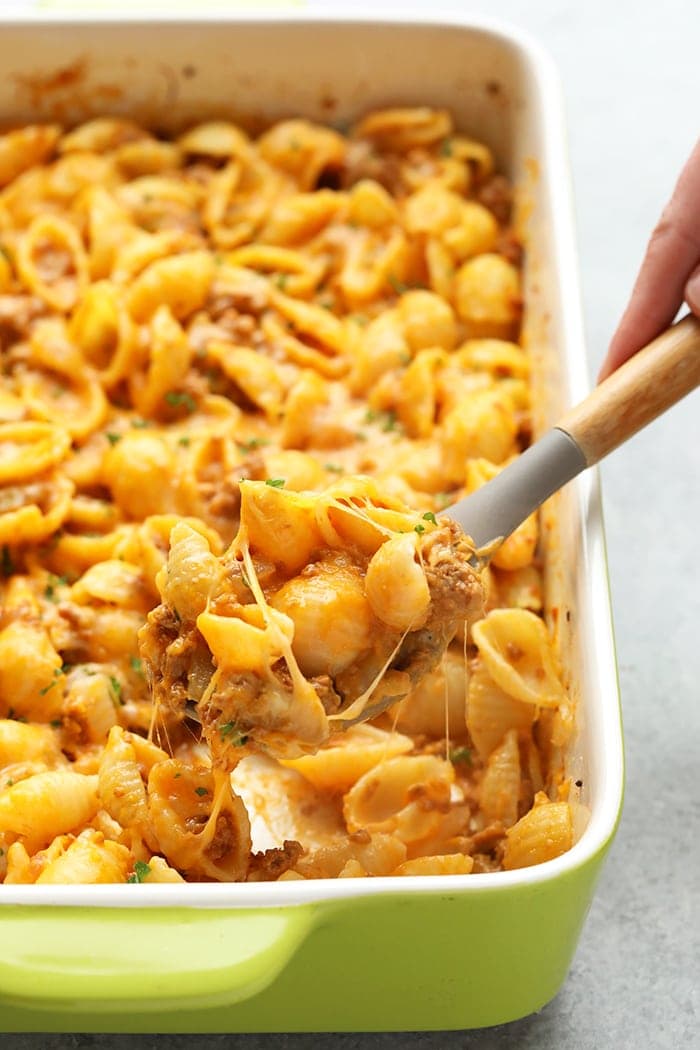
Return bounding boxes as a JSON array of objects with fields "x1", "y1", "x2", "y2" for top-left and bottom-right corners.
[{"x1": 3, "y1": 1, "x2": 699, "y2": 1048}]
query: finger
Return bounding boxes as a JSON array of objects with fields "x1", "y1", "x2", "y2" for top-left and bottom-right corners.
[{"x1": 598, "y1": 138, "x2": 700, "y2": 382}]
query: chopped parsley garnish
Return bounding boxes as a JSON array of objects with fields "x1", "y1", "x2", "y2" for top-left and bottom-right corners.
[
  {"x1": 439, "y1": 138, "x2": 453, "y2": 157},
  {"x1": 105, "y1": 432, "x2": 121, "y2": 445},
  {"x1": 109, "y1": 675, "x2": 124, "y2": 705},
  {"x1": 274, "y1": 272, "x2": 289, "y2": 290},
  {"x1": 1, "y1": 545, "x2": 14, "y2": 577},
  {"x1": 194, "y1": 786, "x2": 209, "y2": 797},
  {"x1": 434, "y1": 492, "x2": 454, "y2": 510},
  {"x1": 237, "y1": 437, "x2": 269, "y2": 454},
  {"x1": 126, "y1": 860, "x2": 151, "y2": 884},
  {"x1": 130, "y1": 656, "x2": 144, "y2": 678},
  {"x1": 324, "y1": 463, "x2": 344, "y2": 474},
  {"x1": 388, "y1": 274, "x2": 409, "y2": 295},
  {"x1": 44, "y1": 574, "x2": 68, "y2": 602},
  {"x1": 265, "y1": 478, "x2": 285, "y2": 488},
  {"x1": 387, "y1": 274, "x2": 427, "y2": 295},
  {"x1": 364, "y1": 408, "x2": 400, "y2": 433},
  {"x1": 449, "y1": 746, "x2": 473, "y2": 767},
  {"x1": 131, "y1": 418, "x2": 151, "y2": 429},
  {"x1": 50, "y1": 719, "x2": 62, "y2": 728},
  {"x1": 177, "y1": 435, "x2": 191, "y2": 447},
  {"x1": 164, "y1": 391, "x2": 197, "y2": 414},
  {"x1": 422, "y1": 511, "x2": 437, "y2": 525},
  {"x1": 414, "y1": 524, "x2": 425, "y2": 534},
  {"x1": 219, "y1": 722, "x2": 249, "y2": 746}
]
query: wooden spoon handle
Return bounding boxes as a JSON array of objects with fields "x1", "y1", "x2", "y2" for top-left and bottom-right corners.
[{"x1": 557, "y1": 313, "x2": 700, "y2": 466}]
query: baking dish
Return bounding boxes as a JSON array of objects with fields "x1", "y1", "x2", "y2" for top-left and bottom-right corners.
[{"x1": 0, "y1": 9, "x2": 624, "y2": 1033}]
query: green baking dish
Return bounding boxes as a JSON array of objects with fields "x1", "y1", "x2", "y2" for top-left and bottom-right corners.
[{"x1": 0, "y1": 9, "x2": 624, "y2": 1033}]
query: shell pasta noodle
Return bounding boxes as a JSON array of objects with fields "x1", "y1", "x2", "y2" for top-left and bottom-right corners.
[{"x1": 0, "y1": 109, "x2": 575, "y2": 885}]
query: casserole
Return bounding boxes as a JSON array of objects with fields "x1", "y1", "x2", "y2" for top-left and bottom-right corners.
[{"x1": 0, "y1": 10, "x2": 623, "y2": 1032}]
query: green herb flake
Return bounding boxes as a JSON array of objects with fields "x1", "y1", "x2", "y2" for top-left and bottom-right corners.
[
  {"x1": 164, "y1": 390, "x2": 197, "y2": 414},
  {"x1": 174, "y1": 772, "x2": 182, "y2": 779},
  {"x1": 109, "y1": 675, "x2": 124, "y2": 705},
  {"x1": 237, "y1": 437, "x2": 269, "y2": 454},
  {"x1": 265, "y1": 478, "x2": 285, "y2": 488},
  {"x1": 194, "y1": 786, "x2": 209, "y2": 797},
  {"x1": 5, "y1": 778, "x2": 14, "y2": 788},
  {"x1": 130, "y1": 656, "x2": 144, "y2": 678},
  {"x1": 363, "y1": 408, "x2": 400, "y2": 433},
  {"x1": 219, "y1": 722, "x2": 249, "y2": 747},
  {"x1": 50, "y1": 719, "x2": 62, "y2": 728},
  {"x1": 1, "y1": 545, "x2": 14, "y2": 578},
  {"x1": 449, "y1": 746, "x2": 473, "y2": 767},
  {"x1": 131, "y1": 418, "x2": 151, "y2": 429},
  {"x1": 414, "y1": 523, "x2": 425, "y2": 534},
  {"x1": 439, "y1": 138, "x2": 454, "y2": 157},
  {"x1": 177, "y1": 435, "x2": 191, "y2": 447},
  {"x1": 350, "y1": 314, "x2": 368, "y2": 327},
  {"x1": 105, "y1": 432, "x2": 121, "y2": 446},
  {"x1": 126, "y1": 860, "x2": 152, "y2": 884},
  {"x1": 324, "y1": 463, "x2": 344, "y2": 474},
  {"x1": 44, "y1": 574, "x2": 68, "y2": 602},
  {"x1": 422, "y1": 511, "x2": 438, "y2": 525},
  {"x1": 274, "y1": 272, "x2": 289, "y2": 290},
  {"x1": 388, "y1": 274, "x2": 409, "y2": 295},
  {"x1": 434, "y1": 492, "x2": 454, "y2": 510}
]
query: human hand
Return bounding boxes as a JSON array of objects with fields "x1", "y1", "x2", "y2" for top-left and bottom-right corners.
[{"x1": 598, "y1": 138, "x2": 700, "y2": 381}]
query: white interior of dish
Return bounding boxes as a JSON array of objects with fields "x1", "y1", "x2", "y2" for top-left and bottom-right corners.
[{"x1": 0, "y1": 10, "x2": 623, "y2": 906}]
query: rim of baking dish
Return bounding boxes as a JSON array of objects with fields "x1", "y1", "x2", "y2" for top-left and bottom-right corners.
[{"x1": 0, "y1": 7, "x2": 624, "y2": 908}]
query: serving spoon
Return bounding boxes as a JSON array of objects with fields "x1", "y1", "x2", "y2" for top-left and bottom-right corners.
[
  {"x1": 336, "y1": 312, "x2": 700, "y2": 727},
  {"x1": 443, "y1": 312, "x2": 700, "y2": 549},
  {"x1": 185, "y1": 314, "x2": 700, "y2": 735}
]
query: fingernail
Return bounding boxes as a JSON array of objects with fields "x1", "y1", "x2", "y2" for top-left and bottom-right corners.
[{"x1": 685, "y1": 266, "x2": 700, "y2": 312}]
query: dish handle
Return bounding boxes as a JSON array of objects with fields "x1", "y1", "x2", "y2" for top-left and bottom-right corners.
[{"x1": 0, "y1": 904, "x2": 316, "y2": 1013}]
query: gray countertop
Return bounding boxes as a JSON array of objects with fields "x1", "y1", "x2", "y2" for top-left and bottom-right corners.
[{"x1": 4, "y1": 1, "x2": 700, "y2": 1048}]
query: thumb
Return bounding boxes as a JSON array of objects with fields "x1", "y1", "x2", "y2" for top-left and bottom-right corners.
[{"x1": 685, "y1": 263, "x2": 700, "y2": 315}]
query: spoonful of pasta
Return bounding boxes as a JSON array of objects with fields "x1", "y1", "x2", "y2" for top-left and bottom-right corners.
[
  {"x1": 138, "y1": 476, "x2": 484, "y2": 763},
  {"x1": 139, "y1": 314, "x2": 700, "y2": 764}
]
